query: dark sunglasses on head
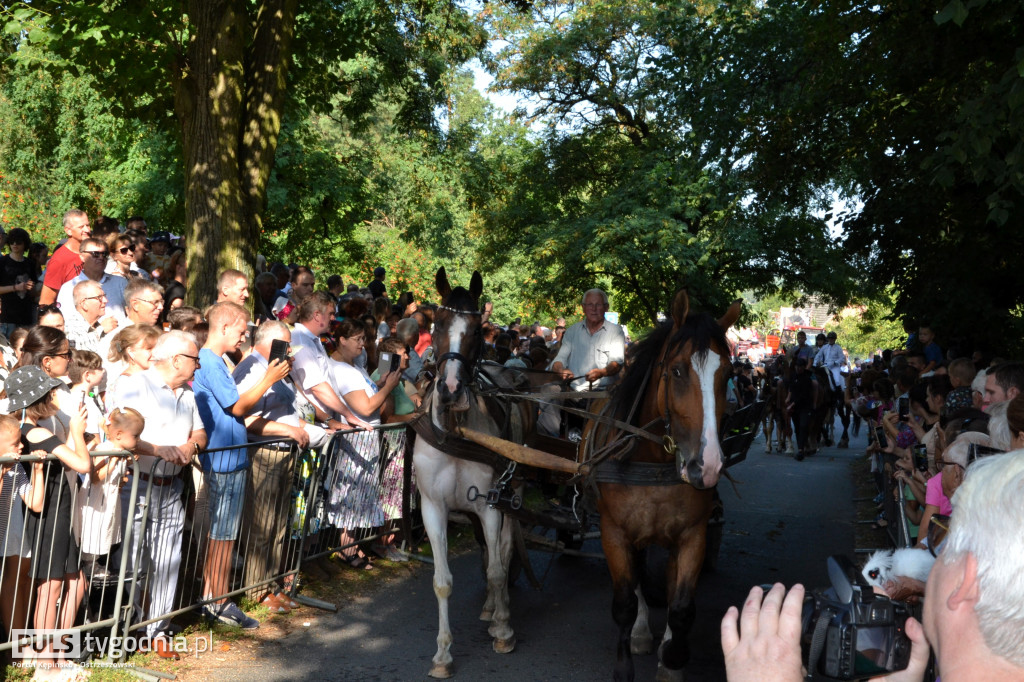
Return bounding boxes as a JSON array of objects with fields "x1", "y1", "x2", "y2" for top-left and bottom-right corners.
[
  {"x1": 967, "y1": 443, "x2": 1005, "y2": 464},
  {"x1": 927, "y1": 514, "x2": 950, "y2": 558},
  {"x1": 38, "y1": 303, "x2": 61, "y2": 313}
]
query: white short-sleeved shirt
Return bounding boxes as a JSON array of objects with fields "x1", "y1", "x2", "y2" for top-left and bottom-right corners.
[
  {"x1": 552, "y1": 319, "x2": 627, "y2": 391},
  {"x1": 107, "y1": 367, "x2": 203, "y2": 476},
  {"x1": 328, "y1": 358, "x2": 381, "y2": 425},
  {"x1": 290, "y1": 323, "x2": 332, "y2": 414}
]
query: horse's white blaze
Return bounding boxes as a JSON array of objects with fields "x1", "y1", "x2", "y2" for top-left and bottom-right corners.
[
  {"x1": 693, "y1": 351, "x2": 723, "y2": 487},
  {"x1": 444, "y1": 316, "x2": 468, "y2": 395}
]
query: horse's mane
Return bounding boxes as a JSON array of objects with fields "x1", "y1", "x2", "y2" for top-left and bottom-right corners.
[{"x1": 610, "y1": 312, "x2": 727, "y2": 425}]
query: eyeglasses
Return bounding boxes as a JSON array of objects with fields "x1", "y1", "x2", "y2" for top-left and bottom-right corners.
[
  {"x1": 136, "y1": 298, "x2": 164, "y2": 308},
  {"x1": 176, "y1": 353, "x2": 201, "y2": 368},
  {"x1": 927, "y1": 514, "x2": 950, "y2": 558},
  {"x1": 83, "y1": 250, "x2": 109, "y2": 259},
  {"x1": 82, "y1": 294, "x2": 107, "y2": 303},
  {"x1": 118, "y1": 245, "x2": 136, "y2": 254}
]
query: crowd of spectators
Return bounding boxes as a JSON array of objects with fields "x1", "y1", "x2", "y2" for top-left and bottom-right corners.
[{"x1": 0, "y1": 209, "x2": 593, "y2": 678}]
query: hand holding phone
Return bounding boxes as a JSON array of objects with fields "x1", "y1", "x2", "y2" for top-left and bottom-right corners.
[
  {"x1": 912, "y1": 444, "x2": 928, "y2": 472},
  {"x1": 269, "y1": 339, "x2": 290, "y2": 365},
  {"x1": 898, "y1": 396, "x2": 910, "y2": 422},
  {"x1": 875, "y1": 426, "x2": 889, "y2": 449}
]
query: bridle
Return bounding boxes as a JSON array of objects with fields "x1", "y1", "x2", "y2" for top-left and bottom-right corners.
[{"x1": 435, "y1": 304, "x2": 484, "y2": 385}]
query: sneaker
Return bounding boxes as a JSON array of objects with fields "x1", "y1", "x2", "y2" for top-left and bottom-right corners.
[
  {"x1": 210, "y1": 602, "x2": 260, "y2": 630},
  {"x1": 382, "y1": 545, "x2": 409, "y2": 562}
]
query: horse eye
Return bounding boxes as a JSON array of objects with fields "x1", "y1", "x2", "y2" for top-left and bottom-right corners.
[
  {"x1": 671, "y1": 367, "x2": 683, "y2": 378},
  {"x1": 869, "y1": 569, "x2": 879, "y2": 579}
]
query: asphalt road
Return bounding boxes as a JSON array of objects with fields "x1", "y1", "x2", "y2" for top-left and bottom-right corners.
[{"x1": 213, "y1": 428, "x2": 863, "y2": 681}]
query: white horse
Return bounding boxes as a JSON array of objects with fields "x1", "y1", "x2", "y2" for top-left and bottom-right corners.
[{"x1": 413, "y1": 268, "x2": 517, "y2": 679}]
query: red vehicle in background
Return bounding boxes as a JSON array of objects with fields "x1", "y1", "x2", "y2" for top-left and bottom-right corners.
[{"x1": 777, "y1": 325, "x2": 825, "y2": 353}]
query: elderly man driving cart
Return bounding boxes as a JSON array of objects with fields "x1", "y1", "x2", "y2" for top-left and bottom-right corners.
[{"x1": 538, "y1": 288, "x2": 626, "y2": 440}]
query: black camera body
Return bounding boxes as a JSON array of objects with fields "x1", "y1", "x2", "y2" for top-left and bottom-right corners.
[{"x1": 801, "y1": 555, "x2": 912, "y2": 681}]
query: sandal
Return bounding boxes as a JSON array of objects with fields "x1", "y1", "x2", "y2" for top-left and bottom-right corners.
[{"x1": 340, "y1": 553, "x2": 374, "y2": 571}]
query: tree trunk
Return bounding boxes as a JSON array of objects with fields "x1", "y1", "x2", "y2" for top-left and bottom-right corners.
[{"x1": 174, "y1": 0, "x2": 297, "y2": 309}]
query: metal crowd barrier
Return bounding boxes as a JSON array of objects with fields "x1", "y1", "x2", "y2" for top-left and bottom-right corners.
[
  {"x1": 875, "y1": 449, "x2": 915, "y2": 550},
  {"x1": 0, "y1": 423, "x2": 418, "y2": 677}
]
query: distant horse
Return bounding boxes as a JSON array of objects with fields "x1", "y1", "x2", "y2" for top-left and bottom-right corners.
[
  {"x1": 807, "y1": 366, "x2": 834, "y2": 453},
  {"x1": 760, "y1": 355, "x2": 793, "y2": 454},
  {"x1": 413, "y1": 267, "x2": 525, "y2": 678},
  {"x1": 587, "y1": 291, "x2": 740, "y2": 681}
]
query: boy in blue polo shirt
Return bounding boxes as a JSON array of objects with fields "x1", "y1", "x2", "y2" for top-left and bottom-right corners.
[{"x1": 193, "y1": 301, "x2": 290, "y2": 629}]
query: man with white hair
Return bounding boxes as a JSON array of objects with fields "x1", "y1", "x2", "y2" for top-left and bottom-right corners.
[
  {"x1": 551, "y1": 289, "x2": 625, "y2": 390},
  {"x1": 108, "y1": 330, "x2": 207, "y2": 656},
  {"x1": 721, "y1": 450, "x2": 1024, "y2": 682},
  {"x1": 234, "y1": 320, "x2": 342, "y2": 611},
  {"x1": 542, "y1": 289, "x2": 625, "y2": 437}
]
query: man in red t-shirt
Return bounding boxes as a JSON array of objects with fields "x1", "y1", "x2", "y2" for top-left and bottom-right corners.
[{"x1": 39, "y1": 209, "x2": 91, "y2": 306}]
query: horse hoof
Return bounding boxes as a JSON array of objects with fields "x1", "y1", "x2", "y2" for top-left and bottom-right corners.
[
  {"x1": 764, "y1": 446, "x2": 772, "y2": 454},
  {"x1": 428, "y1": 662, "x2": 454, "y2": 679},
  {"x1": 631, "y1": 635, "x2": 655, "y2": 655},
  {"x1": 493, "y1": 636, "x2": 516, "y2": 654},
  {"x1": 479, "y1": 609, "x2": 493, "y2": 621},
  {"x1": 655, "y1": 662, "x2": 685, "y2": 682}
]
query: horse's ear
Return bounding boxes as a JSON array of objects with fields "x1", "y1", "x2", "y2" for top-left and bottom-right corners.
[
  {"x1": 718, "y1": 299, "x2": 742, "y2": 331},
  {"x1": 435, "y1": 267, "x2": 452, "y2": 301},
  {"x1": 670, "y1": 290, "x2": 690, "y2": 329},
  {"x1": 469, "y1": 271, "x2": 483, "y2": 302}
]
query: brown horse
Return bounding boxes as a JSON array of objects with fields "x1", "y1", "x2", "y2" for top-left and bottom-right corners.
[
  {"x1": 588, "y1": 291, "x2": 739, "y2": 682},
  {"x1": 761, "y1": 355, "x2": 794, "y2": 453}
]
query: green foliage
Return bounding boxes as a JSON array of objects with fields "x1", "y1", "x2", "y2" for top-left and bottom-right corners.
[
  {"x1": 697, "y1": 0, "x2": 1024, "y2": 355},
  {"x1": 827, "y1": 302, "x2": 907, "y2": 363},
  {"x1": 0, "y1": 44, "x2": 184, "y2": 240},
  {"x1": 477, "y1": 0, "x2": 857, "y2": 334}
]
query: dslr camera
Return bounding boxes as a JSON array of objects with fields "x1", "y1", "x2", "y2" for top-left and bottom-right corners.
[{"x1": 800, "y1": 555, "x2": 912, "y2": 680}]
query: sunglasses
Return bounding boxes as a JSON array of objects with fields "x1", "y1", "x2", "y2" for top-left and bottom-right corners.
[
  {"x1": 84, "y1": 250, "x2": 109, "y2": 259},
  {"x1": 927, "y1": 514, "x2": 950, "y2": 558},
  {"x1": 118, "y1": 245, "x2": 136, "y2": 255}
]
